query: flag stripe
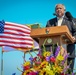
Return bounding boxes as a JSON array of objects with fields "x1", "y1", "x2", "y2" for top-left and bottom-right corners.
[
  {"x1": 0, "y1": 42, "x2": 32, "y2": 48},
  {"x1": 5, "y1": 25, "x2": 31, "y2": 33},
  {"x1": 0, "y1": 40, "x2": 33, "y2": 44},
  {"x1": 4, "y1": 25, "x2": 31, "y2": 35},
  {"x1": 4, "y1": 32, "x2": 29, "y2": 36},
  {"x1": 0, "y1": 44, "x2": 33, "y2": 49},
  {"x1": 4, "y1": 28, "x2": 30, "y2": 34},
  {"x1": 5, "y1": 22, "x2": 31, "y2": 30},
  {"x1": 0, "y1": 35, "x2": 33, "y2": 41},
  {"x1": 0, "y1": 34, "x2": 33, "y2": 39},
  {"x1": 0, "y1": 20, "x2": 33, "y2": 51}
]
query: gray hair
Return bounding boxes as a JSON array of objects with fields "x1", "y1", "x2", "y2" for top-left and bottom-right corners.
[{"x1": 55, "y1": 4, "x2": 66, "y2": 10}]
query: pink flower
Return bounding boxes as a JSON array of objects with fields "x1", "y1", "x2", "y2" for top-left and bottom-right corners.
[{"x1": 29, "y1": 71, "x2": 37, "y2": 75}]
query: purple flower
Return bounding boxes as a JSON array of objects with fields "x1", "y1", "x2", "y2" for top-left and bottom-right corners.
[
  {"x1": 29, "y1": 57, "x2": 33, "y2": 61},
  {"x1": 62, "y1": 53, "x2": 69, "y2": 65},
  {"x1": 72, "y1": 73, "x2": 75, "y2": 75},
  {"x1": 46, "y1": 56, "x2": 50, "y2": 61},
  {"x1": 55, "y1": 46, "x2": 60, "y2": 57}
]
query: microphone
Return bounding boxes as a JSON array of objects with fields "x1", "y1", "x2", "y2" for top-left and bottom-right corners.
[
  {"x1": 65, "y1": 11, "x2": 73, "y2": 21},
  {"x1": 53, "y1": 13, "x2": 57, "y2": 16},
  {"x1": 65, "y1": 11, "x2": 75, "y2": 25}
]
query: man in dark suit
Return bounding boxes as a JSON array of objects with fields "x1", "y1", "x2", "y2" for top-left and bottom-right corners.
[{"x1": 46, "y1": 4, "x2": 76, "y2": 72}]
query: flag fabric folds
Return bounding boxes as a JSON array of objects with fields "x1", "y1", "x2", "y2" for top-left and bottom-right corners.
[
  {"x1": 2, "y1": 46, "x2": 17, "y2": 52},
  {"x1": 0, "y1": 20, "x2": 34, "y2": 51},
  {"x1": 2, "y1": 40, "x2": 39, "y2": 52}
]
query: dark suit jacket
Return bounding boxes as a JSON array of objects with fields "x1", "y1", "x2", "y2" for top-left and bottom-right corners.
[{"x1": 46, "y1": 16, "x2": 76, "y2": 58}]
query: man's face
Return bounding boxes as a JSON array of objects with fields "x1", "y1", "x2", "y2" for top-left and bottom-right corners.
[{"x1": 55, "y1": 4, "x2": 65, "y2": 17}]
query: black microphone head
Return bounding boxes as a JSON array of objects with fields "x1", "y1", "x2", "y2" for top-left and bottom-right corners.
[
  {"x1": 53, "y1": 13, "x2": 57, "y2": 16},
  {"x1": 65, "y1": 11, "x2": 73, "y2": 20}
]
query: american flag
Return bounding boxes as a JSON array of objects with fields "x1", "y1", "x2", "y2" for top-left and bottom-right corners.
[{"x1": 0, "y1": 20, "x2": 34, "y2": 51}]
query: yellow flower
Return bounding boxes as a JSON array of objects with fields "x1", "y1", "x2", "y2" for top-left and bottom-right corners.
[
  {"x1": 53, "y1": 65, "x2": 63, "y2": 73},
  {"x1": 39, "y1": 61, "x2": 48, "y2": 69},
  {"x1": 43, "y1": 51, "x2": 51, "y2": 57},
  {"x1": 43, "y1": 65, "x2": 55, "y2": 75},
  {"x1": 23, "y1": 61, "x2": 30, "y2": 66},
  {"x1": 39, "y1": 70, "x2": 45, "y2": 75},
  {"x1": 47, "y1": 70, "x2": 55, "y2": 75},
  {"x1": 56, "y1": 54, "x2": 64, "y2": 61},
  {"x1": 56, "y1": 66, "x2": 63, "y2": 73}
]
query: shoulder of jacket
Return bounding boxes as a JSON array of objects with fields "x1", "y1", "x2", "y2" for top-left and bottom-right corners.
[{"x1": 48, "y1": 17, "x2": 57, "y2": 22}]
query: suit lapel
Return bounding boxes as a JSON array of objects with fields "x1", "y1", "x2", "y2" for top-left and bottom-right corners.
[
  {"x1": 61, "y1": 19, "x2": 65, "y2": 25},
  {"x1": 61, "y1": 16, "x2": 68, "y2": 26},
  {"x1": 54, "y1": 17, "x2": 58, "y2": 26}
]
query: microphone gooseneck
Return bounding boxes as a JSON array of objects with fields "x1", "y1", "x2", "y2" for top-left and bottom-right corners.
[{"x1": 53, "y1": 13, "x2": 57, "y2": 16}]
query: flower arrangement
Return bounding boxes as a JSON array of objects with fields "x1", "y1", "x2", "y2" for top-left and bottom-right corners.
[{"x1": 18, "y1": 39, "x2": 76, "y2": 75}]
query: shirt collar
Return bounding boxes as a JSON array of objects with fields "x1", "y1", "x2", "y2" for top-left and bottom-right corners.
[{"x1": 57, "y1": 15, "x2": 64, "y2": 20}]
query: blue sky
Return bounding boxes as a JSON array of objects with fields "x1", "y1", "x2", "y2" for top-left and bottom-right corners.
[{"x1": 0, "y1": 0, "x2": 76, "y2": 75}]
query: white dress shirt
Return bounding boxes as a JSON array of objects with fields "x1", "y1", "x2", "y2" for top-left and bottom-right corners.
[{"x1": 57, "y1": 16, "x2": 64, "y2": 26}]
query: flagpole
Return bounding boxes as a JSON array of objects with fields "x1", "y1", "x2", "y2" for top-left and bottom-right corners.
[
  {"x1": 23, "y1": 52, "x2": 26, "y2": 62},
  {"x1": 1, "y1": 47, "x2": 3, "y2": 75}
]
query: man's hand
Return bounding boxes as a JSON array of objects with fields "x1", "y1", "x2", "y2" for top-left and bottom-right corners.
[{"x1": 72, "y1": 37, "x2": 76, "y2": 41}]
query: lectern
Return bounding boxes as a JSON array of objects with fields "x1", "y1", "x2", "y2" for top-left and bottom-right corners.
[{"x1": 30, "y1": 25, "x2": 74, "y2": 47}]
